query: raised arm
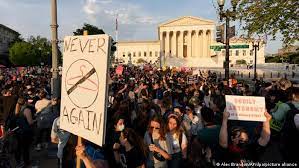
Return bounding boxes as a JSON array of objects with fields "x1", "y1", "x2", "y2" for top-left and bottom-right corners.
[
  {"x1": 117, "y1": 84, "x2": 128, "y2": 94},
  {"x1": 76, "y1": 145, "x2": 98, "y2": 168},
  {"x1": 219, "y1": 111, "x2": 229, "y2": 148},
  {"x1": 258, "y1": 112, "x2": 272, "y2": 146}
]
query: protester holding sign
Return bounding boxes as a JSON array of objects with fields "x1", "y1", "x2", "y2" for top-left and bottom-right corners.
[
  {"x1": 219, "y1": 109, "x2": 272, "y2": 162},
  {"x1": 75, "y1": 144, "x2": 109, "y2": 168}
]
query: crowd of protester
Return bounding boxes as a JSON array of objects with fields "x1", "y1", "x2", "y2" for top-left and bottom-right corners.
[{"x1": 0, "y1": 64, "x2": 298, "y2": 168}]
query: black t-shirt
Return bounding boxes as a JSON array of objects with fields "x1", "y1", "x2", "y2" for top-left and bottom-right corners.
[
  {"x1": 222, "y1": 141, "x2": 266, "y2": 162},
  {"x1": 119, "y1": 147, "x2": 145, "y2": 168}
]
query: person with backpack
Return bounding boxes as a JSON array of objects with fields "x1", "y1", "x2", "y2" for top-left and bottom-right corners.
[
  {"x1": 35, "y1": 90, "x2": 53, "y2": 151},
  {"x1": 280, "y1": 88, "x2": 299, "y2": 162},
  {"x1": 270, "y1": 87, "x2": 298, "y2": 134},
  {"x1": 36, "y1": 97, "x2": 60, "y2": 151},
  {"x1": 14, "y1": 97, "x2": 34, "y2": 167}
]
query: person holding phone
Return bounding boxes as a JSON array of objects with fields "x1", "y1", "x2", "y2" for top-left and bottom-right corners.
[{"x1": 144, "y1": 116, "x2": 172, "y2": 168}]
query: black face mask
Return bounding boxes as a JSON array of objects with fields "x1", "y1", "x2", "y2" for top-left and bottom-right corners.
[{"x1": 237, "y1": 141, "x2": 248, "y2": 149}]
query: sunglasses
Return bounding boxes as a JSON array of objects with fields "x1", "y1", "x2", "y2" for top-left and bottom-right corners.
[{"x1": 150, "y1": 126, "x2": 160, "y2": 130}]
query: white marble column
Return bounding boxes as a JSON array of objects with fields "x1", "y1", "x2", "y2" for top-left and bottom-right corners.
[
  {"x1": 199, "y1": 30, "x2": 203, "y2": 57},
  {"x1": 179, "y1": 31, "x2": 184, "y2": 58},
  {"x1": 207, "y1": 30, "x2": 211, "y2": 57},
  {"x1": 196, "y1": 30, "x2": 200, "y2": 57},
  {"x1": 187, "y1": 30, "x2": 192, "y2": 58},
  {"x1": 191, "y1": 31, "x2": 195, "y2": 57},
  {"x1": 173, "y1": 31, "x2": 177, "y2": 57},
  {"x1": 165, "y1": 31, "x2": 170, "y2": 57},
  {"x1": 159, "y1": 32, "x2": 164, "y2": 55},
  {"x1": 202, "y1": 30, "x2": 207, "y2": 57}
]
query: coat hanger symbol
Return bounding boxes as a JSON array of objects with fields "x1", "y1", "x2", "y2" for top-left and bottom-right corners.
[{"x1": 67, "y1": 65, "x2": 98, "y2": 92}]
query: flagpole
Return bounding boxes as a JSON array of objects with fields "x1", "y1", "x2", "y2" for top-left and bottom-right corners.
[{"x1": 115, "y1": 14, "x2": 118, "y2": 64}]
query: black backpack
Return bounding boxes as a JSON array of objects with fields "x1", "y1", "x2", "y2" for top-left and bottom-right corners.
[
  {"x1": 6, "y1": 106, "x2": 32, "y2": 136},
  {"x1": 36, "y1": 105, "x2": 58, "y2": 129},
  {"x1": 280, "y1": 103, "x2": 299, "y2": 161}
]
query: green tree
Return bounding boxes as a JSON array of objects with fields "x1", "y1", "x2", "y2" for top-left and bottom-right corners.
[
  {"x1": 73, "y1": 23, "x2": 105, "y2": 35},
  {"x1": 73, "y1": 23, "x2": 117, "y2": 62},
  {"x1": 28, "y1": 36, "x2": 52, "y2": 65},
  {"x1": 9, "y1": 42, "x2": 39, "y2": 66},
  {"x1": 237, "y1": 0, "x2": 299, "y2": 45}
]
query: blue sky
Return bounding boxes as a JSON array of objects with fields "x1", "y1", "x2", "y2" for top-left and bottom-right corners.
[{"x1": 0, "y1": 0, "x2": 282, "y2": 53}]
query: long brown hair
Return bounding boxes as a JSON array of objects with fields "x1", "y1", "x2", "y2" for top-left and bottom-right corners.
[
  {"x1": 122, "y1": 128, "x2": 148, "y2": 159},
  {"x1": 166, "y1": 114, "x2": 183, "y2": 137},
  {"x1": 15, "y1": 97, "x2": 25, "y2": 115},
  {"x1": 148, "y1": 115, "x2": 166, "y2": 140}
]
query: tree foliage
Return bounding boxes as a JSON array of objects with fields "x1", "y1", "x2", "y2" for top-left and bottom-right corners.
[
  {"x1": 9, "y1": 42, "x2": 38, "y2": 66},
  {"x1": 265, "y1": 52, "x2": 299, "y2": 64},
  {"x1": 8, "y1": 36, "x2": 55, "y2": 66},
  {"x1": 73, "y1": 23, "x2": 105, "y2": 35},
  {"x1": 73, "y1": 23, "x2": 117, "y2": 58},
  {"x1": 28, "y1": 36, "x2": 52, "y2": 64},
  {"x1": 237, "y1": 0, "x2": 299, "y2": 45}
]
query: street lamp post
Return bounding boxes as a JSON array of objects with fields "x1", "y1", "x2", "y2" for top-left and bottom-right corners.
[
  {"x1": 38, "y1": 47, "x2": 42, "y2": 65},
  {"x1": 217, "y1": 0, "x2": 238, "y2": 80},
  {"x1": 50, "y1": 0, "x2": 60, "y2": 98},
  {"x1": 252, "y1": 40, "x2": 260, "y2": 80}
]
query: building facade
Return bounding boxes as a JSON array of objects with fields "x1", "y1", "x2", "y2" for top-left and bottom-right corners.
[
  {"x1": 116, "y1": 16, "x2": 265, "y2": 67},
  {"x1": 0, "y1": 24, "x2": 19, "y2": 65}
]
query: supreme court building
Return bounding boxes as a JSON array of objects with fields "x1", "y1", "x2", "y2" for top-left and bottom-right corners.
[{"x1": 116, "y1": 16, "x2": 265, "y2": 67}]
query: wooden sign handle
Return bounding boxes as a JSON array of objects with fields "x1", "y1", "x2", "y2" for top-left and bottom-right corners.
[{"x1": 76, "y1": 30, "x2": 88, "y2": 168}]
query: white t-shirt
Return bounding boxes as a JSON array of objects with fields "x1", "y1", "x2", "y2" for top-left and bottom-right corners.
[
  {"x1": 167, "y1": 132, "x2": 187, "y2": 154},
  {"x1": 51, "y1": 117, "x2": 70, "y2": 159},
  {"x1": 144, "y1": 131, "x2": 173, "y2": 166}
]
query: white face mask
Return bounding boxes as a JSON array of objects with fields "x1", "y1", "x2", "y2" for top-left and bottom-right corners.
[{"x1": 117, "y1": 124, "x2": 125, "y2": 132}]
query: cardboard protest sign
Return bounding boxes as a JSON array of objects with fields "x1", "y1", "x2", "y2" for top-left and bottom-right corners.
[
  {"x1": 115, "y1": 65, "x2": 124, "y2": 75},
  {"x1": 225, "y1": 95, "x2": 266, "y2": 122},
  {"x1": 187, "y1": 75, "x2": 198, "y2": 84},
  {"x1": 60, "y1": 35, "x2": 111, "y2": 146}
]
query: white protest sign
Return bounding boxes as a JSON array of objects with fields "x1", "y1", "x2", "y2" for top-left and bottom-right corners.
[
  {"x1": 225, "y1": 95, "x2": 266, "y2": 122},
  {"x1": 60, "y1": 34, "x2": 111, "y2": 146}
]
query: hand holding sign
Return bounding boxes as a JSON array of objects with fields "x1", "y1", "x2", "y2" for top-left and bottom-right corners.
[
  {"x1": 225, "y1": 95, "x2": 266, "y2": 122},
  {"x1": 264, "y1": 111, "x2": 272, "y2": 122},
  {"x1": 222, "y1": 109, "x2": 230, "y2": 121}
]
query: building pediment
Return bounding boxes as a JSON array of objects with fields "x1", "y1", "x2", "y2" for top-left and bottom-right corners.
[{"x1": 159, "y1": 16, "x2": 215, "y2": 27}]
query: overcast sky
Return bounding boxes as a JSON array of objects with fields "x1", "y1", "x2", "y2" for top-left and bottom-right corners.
[{"x1": 0, "y1": 0, "x2": 283, "y2": 54}]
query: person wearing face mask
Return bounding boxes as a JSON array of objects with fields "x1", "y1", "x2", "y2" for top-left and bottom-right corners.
[
  {"x1": 109, "y1": 115, "x2": 126, "y2": 167},
  {"x1": 113, "y1": 128, "x2": 147, "y2": 168},
  {"x1": 219, "y1": 109, "x2": 272, "y2": 163},
  {"x1": 144, "y1": 116, "x2": 172, "y2": 168}
]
